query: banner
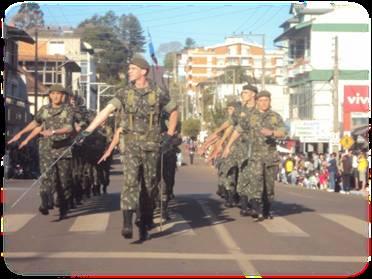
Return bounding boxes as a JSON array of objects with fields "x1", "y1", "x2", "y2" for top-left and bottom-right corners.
[{"x1": 344, "y1": 85, "x2": 369, "y2": 113}]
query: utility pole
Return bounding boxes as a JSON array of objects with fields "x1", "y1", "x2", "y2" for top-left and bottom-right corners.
[
  {"x1": 232, "y1": 68, "x2": 236, "y2": 96},
  {"x1": 246, "y1": 32, "x2": 265, "y2": 90},
  {"x1": 86, "y1": 51, "x2": 91, "y2": 110},
  {"x1": 34, "y1": 29, "x2": 38, "y2": 116},
  {"x1": 332, "y1": 36, "x2": 339, "y2": 152}
]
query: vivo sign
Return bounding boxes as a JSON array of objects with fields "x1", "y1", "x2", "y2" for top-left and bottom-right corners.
[{"x1": 344, "y1": 85, "x2": 369, "y2": 113}]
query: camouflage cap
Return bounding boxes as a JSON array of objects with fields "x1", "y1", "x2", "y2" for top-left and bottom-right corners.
[
  {"x1": 130, "y1": 55, "x2": 150, "y2": 70},
  {"x1": 242, "y1": 84, "x2": 258, "y2": 94},
  {"x1": 48, "y1": 84, "x2": 68, "y2": 94},
  {"x1": 256, "y1": 90, "x2": 271, "y2": 99}
]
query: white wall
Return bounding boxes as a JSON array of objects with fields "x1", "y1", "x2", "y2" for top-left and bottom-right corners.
[{"x1": 311, "y1": 32, "x2": 370, "y2": 70}]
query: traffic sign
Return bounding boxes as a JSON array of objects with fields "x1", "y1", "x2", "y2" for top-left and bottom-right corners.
[{"x1": 340, "y1": 135, "x2": 354, "y2": 149}]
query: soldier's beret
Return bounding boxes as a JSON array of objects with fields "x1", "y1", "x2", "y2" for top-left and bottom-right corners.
[
  {"x1": 242, "y1": 84, "x2": 258, "y2": 94},
  {"x1": 130, "y1": 55, "x2": 150, "y2": 70},
  {"x1": 256, "y1": 90, "x2": 271, "y2": 99},
  {"x1": 48, "y1": 84, "x2": 68, "y2": 94}
]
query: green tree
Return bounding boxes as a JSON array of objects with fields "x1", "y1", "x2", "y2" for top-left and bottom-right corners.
[
  {"x1": 182, "y1": 118, "x2": 201, "y2": 138},
  {"x1": 11, "y1": 3, "x2": 45, "y2": 30},
  {"x1": 185, "y1": 37, "x2": 196, "y2": 49},
  {"x1": 163, "y1": 52, "x2": 176, "y2": 72},
  {"x1": 75, "y1": 23, "x2": 128, "y2": 82},
  {"x1": 119, "y1": 14, "x2": 146, "y2": 59}
]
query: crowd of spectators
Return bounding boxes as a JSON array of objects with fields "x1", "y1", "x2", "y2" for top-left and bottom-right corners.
[{"x1": 278, "y1": 150, "x2": 369, "y2": 194}]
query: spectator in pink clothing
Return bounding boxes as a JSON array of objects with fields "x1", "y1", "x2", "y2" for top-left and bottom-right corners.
[{"x1": 319, "y1": 167, "x2": 329, "y2": 190}]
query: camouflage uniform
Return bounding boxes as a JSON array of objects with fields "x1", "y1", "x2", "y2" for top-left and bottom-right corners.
[
  {"x1": 35, "y1": 103, "x2": 74, "y2": 218},
  {"x1": 240, "y1": 106, "x2": 286, "y2": 219},
  {"x1": 107, "y1": 81, "x2": 176, "y2": 211}
]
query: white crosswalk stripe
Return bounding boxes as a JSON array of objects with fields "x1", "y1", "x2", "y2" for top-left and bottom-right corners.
[
  {"x1": 2, "y1": 214, "x2": 36, "y2": 233},
  {"x1": 319, "y1": 213, "x2": 368, "y2": 237},
  {"x1": 259, "y1": 216, "x2": 310, "y2": 237},
  {"x1": 69, "y1": 213, "x2": 110, "y2": 232}
]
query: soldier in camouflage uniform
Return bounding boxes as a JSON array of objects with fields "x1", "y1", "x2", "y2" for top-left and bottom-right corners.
[
  {"x1": 78, "y1": 56, "x2": 178, "y2": 241},
  {"x1": 225, "y1": 90, "x2": 286, "y2": 221},
  {"x1": 223, "y1": 84, "x2": 258, "y2": 216},
  {"x1": 8, "y1": 84, "x2": 74, "y2": 220}
]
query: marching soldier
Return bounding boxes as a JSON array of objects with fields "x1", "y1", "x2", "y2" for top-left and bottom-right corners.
[
  {"x1": 8, "y1": 84, "x2": 74, "y2": 220},
  {"x1": 77, "y1": 55, "x2": 178, "y2": 242},
  {"x1": 224, "y1": 90, "x2": 286, "y2": 221}
]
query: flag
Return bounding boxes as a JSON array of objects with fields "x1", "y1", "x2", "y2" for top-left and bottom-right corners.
[{"x1": 148, "y1": 30, "x2": 158, "y2": 67}]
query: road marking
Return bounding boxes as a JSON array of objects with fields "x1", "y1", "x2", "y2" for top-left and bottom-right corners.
[
  {"x1": 155, "y1": 212, "x2": 196, "y2": 236},
  {"x1": 4, "y1": 187, "x2": 30, "y2": 191},
  {"x1": 4, "y1": 252, "x2": 366, "y2": 263},
  {"x1": 196, "y1": 199, "x2": 259, "y2": 276},
  {"x1": 2, "y1": 214, "x2": 36, "y2": 233},
  {"x1": 69, "y1": 213, "x2": 110, "y2": 232},
  {"x1": 320, "y1": 214, "x2": 368, "y2": 237},
  {"x1": 260, "y1": 216, "x2": 310, "y2": 237}
]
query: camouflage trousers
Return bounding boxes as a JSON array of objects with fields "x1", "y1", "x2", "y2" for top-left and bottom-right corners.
[
  {"x1": 241, "y1": 160, "x2": 277, "y2": 203},
  {"x1": 39, "y1": 151, "x2": 54, "y2": 195},
  {"x1": 121, "y1": 143, "x2": 159, "y2": 210},
  {"x1": 39, "y1": 156, "x2": 72, "y2": 203}
]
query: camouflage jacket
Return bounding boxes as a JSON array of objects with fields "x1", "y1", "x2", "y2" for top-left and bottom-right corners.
[
  {"x1": 247, "y1": 109, "x2": 286, "y2": 165},
  {"x1": 108, "y1": 81, "x2": 177, "y2": 148},
  {"x1": 35, "y1": 104, "x2": 74, "y2": 159}
]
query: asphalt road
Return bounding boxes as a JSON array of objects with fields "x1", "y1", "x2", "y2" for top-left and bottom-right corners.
[{"x1": 3, "y1": 154, "x2": 370, "y2": 277}]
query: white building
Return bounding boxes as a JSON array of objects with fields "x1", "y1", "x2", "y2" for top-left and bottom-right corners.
[{"x1": 275, "y1": 2, "x2": 370, "y2": 153}]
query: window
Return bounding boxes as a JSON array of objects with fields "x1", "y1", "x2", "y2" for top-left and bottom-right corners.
[{"x1": 45, "y1": 73, "x2": 53, "y2": 83}]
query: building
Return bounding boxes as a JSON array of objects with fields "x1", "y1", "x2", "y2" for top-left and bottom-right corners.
[
  {"x1": 4, "y1": 24, "x2": 34, "y2": 138},
  {"x1": 18, "y1": 27, "x2": 98, "y2": 110},
  {"x1": 274, "y1": 2, "x2": 370, "y2": 153},
  {"x1": 180, "y1": 36, "x2": 285, "y2": 95}
]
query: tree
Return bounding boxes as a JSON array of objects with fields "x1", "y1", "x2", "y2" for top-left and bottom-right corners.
[
  {"x1": 182, "y1": 118, "x2": 201, "y2": 138},
  {"x1": 75, "y1": 23, "x2": 128, "y2": 82},
  {"x1": 119, "y1": 14, "x2": 146, "y2": 59},
  {"x1": 185, "y1": 37, "x2": 196, "y2": 49},
  {"x1": 11, "y1": 3, "x2": 45, "y2": 30},
  {"x1": 163, "y1": 52, "x2": 176, "y2": 72}
]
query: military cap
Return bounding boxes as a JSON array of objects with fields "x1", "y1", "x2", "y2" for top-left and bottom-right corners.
[
  {"x1": 130, "y1": 55, "x2": 150, "y2": 70},
  {"x1": 48, "y1": 84, "x2": 68, "y2": 94},
  {"x1": 256, "y1": 90, "x2": 271, "y2": 99},
  {"x1": 241, "y1": 84, "x2": 258, "y2": 94}
]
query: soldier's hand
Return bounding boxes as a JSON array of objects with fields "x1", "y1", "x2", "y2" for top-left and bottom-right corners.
[
  {"x1": 75, "y1": 130, "x2": 92, "y2": 145},
  {"x1": 40, "y1": 129, "x2": 53, "y2": 138},
  {"x1": 8, "y1": 134, "x2": 21, "y2": 145},
  {"x1": 260, "y1": 128, "x2": 273, "y2": 137},
  {"x1": 18, "y1": 140, "x2": 28, "y2": 149},
  {"x1": 98, "y1": 151, "x2": 110, "y2": 164},
  {"x1": 222, "y1": 146, "x2": 231, "y2": 158}
]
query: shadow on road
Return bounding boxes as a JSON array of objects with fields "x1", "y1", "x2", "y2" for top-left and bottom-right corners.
[
  {"x1": 270, "y1": 200, "x2": 315, "y2": 217},
  {"x1": 150, "y1": 193, "x2": 235, "y2": 239}
]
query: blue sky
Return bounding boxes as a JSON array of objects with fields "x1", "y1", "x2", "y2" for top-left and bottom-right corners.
[{"x1": 5, "y1": 1, "x2": 292, "y2": 62}]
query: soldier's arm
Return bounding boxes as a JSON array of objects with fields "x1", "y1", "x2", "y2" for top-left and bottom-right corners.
[
  {"x1": 19, "y1": 126, "x2": 43, "y2": 149},
  {"x1": 98, "y1": 128, "x2": 121, "y2": 164},
  {"x1": 85, "y1": 104, "x2": 116, "y2": 133},
  {"x1": 8, "y1": 120, "x2": 40, "y2": 144},
  {"x1": 205, "y1": 121, "x2": 230, "y2": 142},
  {"x1": 260, "y1": 113, "x2": 286, "y2": 138},
  {"x1": 167, "y1": 110, "x2": 178, "y2": 136},
  {"x1": 222, "y1": 129, "x2": 241, "y2": 158}
]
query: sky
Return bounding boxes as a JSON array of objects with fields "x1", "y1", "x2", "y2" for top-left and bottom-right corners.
[{"x1": 5, "y1": 1, "x2": 293, "y2": 63}]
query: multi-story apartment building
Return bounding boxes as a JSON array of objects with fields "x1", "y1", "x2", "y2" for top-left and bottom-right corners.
[
  {"x1": 180, "y1": 36, "x2": 285, "y2": 95},
  {"x1": 275, "y1": 2, "x2": 370, "y2": 152}
]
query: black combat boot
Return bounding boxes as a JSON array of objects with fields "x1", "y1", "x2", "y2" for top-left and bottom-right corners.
[
  {"x1": 161, "y1": 200, "x2": 171, "y2": 222},
  {"x1": 47, "y1": 192, "x2": 54, "y2": 210},
  {"x1": 251, "y1": 199, "x2": 264, "y2": 222},
  {"x1": 39, "y1": 192, "x2": 49, "y2": 215},
  {"x1": 239, "y1": 195, "x2": 250, "y2": 216},
  {"x1": 69, "y1": 196, "x2": 76, "y2": 210},
  {"x1": 263, "y1": 201, "x2": 274, "y2": 219},
  {"x1": 121, "y1": 210, "x2": 134, "y2": 239},
  {"x1": 138, "y1": 217, "x2": 150, "y2": 242},
  {"x1": 224, "y1": 190, "x2": 234, "y2": 208},
  {"x1": 58, "y1": 199, "x2": 68, "y2": 221}
]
